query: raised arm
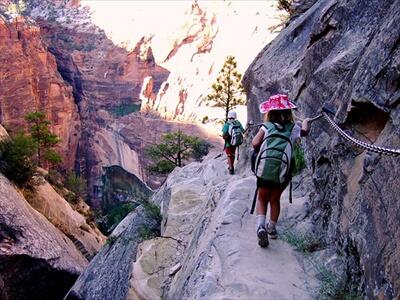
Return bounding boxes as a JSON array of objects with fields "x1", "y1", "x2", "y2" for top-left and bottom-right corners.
[
  {"x1": 252, "y1": 129, "x2": 264, "y2": 149},
  {"x1": 300, "y1": 118, "x2": 311, "y2": 137}
]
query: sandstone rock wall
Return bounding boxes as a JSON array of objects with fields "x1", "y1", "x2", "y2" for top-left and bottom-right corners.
[
  {"x1": 243, "y1": 0, "x2": 400, "y2": 298},
  {"x1": 0, "y1": 15, "x2": 80, "y2": 169},
  {"x1": 28, "y1": 179, "x2": 105, "y2": 259}
]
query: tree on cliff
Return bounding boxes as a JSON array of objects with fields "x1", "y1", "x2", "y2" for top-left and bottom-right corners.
[
  {"x1": 25, "y1": 111, "x2": 62, "y2": 168},
  {"x1": 0, "y1": 133, "x2": 37, "y2": 187},
  {"x1": 146, "y1": 130, "x2": 212, "y2": 174},
  {"x1": 205, "y1": 56, "x2": 246, "y2": 122}
]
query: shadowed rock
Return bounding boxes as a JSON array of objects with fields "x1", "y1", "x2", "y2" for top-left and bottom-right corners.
[
  {"x1": 243, "y1": 0, "x2": 400, "y2": 298},
  {"x1": 64, "y1": 206, "x2": 159, "y2": 300},
  {"x1": 0, "y1": 173, "x2": 88, "y2": 300}
]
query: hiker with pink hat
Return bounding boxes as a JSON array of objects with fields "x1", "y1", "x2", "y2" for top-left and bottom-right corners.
[{"x1": 251, "y1": 94, "x2": 312, "y2": 247}]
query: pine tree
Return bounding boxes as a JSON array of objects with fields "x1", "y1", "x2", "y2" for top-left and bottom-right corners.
[
  {"x1": 205, "y1": 56, "x2": 246, "y2": 122},
  {"x1": 146, "y1": 130, "x2": 211, "y2": 174},
  {"x1": 25, "y1": 111, "x2": 62, "y2": 167}
]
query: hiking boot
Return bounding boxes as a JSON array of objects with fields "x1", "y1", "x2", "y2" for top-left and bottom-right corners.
[
  {"x1": 228, "y1": 167, "x2": 235, "y2": 175},
  {"x1": 257, "y1": 226, "x2": 269, "y2": 248},
  {"x1": 267, "y1": 226, "x2": 278, "y2": 239}
]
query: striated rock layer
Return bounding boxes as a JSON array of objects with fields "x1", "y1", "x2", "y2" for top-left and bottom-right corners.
[
  {"x1": 0, "y1": 15, "x2": 80, "y2": 169},
  {"x1": 243, "y1": 0, "x2": 400, "y2": 298}
]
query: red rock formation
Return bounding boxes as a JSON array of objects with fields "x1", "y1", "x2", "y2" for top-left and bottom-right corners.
[
  {"x1": 0, "y1": 16, "x2": 80, "y2": 169},
  {"x1": 34, "y1": 16, "x2": 170, "y2": 206}
]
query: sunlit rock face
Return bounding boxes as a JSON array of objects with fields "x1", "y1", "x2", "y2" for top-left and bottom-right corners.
[
  {"x1": 244, "y1": 0, "x2": 400, "y2": 298},
  {"x1": 0, "y1": 0, "x2": 280, "y2": 206},
  {"x1": 22, "y1": 0, "x2": 170, "y2": 205},
  {"x1": 83, "y1": 1, "x2": 284, "y2": 128},
  {"x1": 0, "y1": 16, "x2": 80, "y2": 169},
  {"x1": 66, "y1": 158, "x2": 317, "y2": 300}
]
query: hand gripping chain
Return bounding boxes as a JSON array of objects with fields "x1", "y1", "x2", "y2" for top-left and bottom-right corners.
[{"x1": 248, "y1": 111, "x2": 400, "y2": 156}]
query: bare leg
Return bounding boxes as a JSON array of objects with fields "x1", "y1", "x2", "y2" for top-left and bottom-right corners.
[
  {"x1": 269, "y1": 188, "x2": 283, "y2": 222},
  {"x1": 256, "y1": 187, "x2": 269, "y2": 216},
  {"x1": 228, "y1": 155, "x2": 234, "y2": 170},
  {"x1": 256, "y1": 187, "x2": 271, "y2": 247}
]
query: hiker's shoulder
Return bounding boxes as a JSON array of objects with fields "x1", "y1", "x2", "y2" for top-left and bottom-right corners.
[{"x1": 261, "y1": 121, "x2": 273, "y2": 131}]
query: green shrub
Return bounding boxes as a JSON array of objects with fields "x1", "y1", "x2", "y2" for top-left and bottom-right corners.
[
  {"x1": 316, "y1": 264, "x2": 363, "y2": 300},
  {"x1": 293, "y1": 143, "x2": 306, "y2": 175},
  {"x1": 45, "y1": 169, "x2": 64, "y2": 188},
  {"x1": 282, "y1": 229, "x2": 324, "y2": 253},
  {"x1": 65, "y1": 191, "x2": 79, "y2": 204},
  {"x1": 65, "y1": 171, "x2": 87, "y2": 199},
  {"x1": 192, "y1": 140, "x2": 213, "y2": 161},
  {"x1": 147, "y1": 160, "x2": 175, "y2": 175},
  {"x1": 106, "y1": 235, "x2": 118, "y2": 246},
  {"x1": 108, "y1": 103, "x2": 141, "y2": 117},
  {"x1": 44, "y1": 149, "x2": 62, "y2": 166},
  {"x1": 139, "y1": 225, "x2": 157, "y2": 240},
  {"x1": 140, "y1": 198, "x2": 162, "y2": 224},
  {"x1": 0, "y1": 133, "x2": 37, "y2": 187},
  {"x1": 98, "y1": 203, "x2": 137, "y2": 234}
]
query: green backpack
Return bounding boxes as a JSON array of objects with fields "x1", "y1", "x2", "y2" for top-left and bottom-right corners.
[
  {"x1": 254, "y1": 122, "x2": 295, "y2": 184},
  {"x1": 228, "y1": 121, "x2": 243, "y2": 147}
]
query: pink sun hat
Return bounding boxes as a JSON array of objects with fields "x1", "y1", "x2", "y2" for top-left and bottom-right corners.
[{"x1": 259, "y1": 94, "x2": 297, "y2": 114}]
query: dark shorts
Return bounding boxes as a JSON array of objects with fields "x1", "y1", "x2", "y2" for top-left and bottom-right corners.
[
  {"x1": 225, "y1": 146, "x2": 236, "y2": 157},
  {"x1": 256, "y1": 177, "x2": 288, "y2": 191}
]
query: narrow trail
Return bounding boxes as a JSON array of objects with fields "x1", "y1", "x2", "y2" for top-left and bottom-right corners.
[{"x1": 205, "y1": 171, "x2": 318, "y2": 300}]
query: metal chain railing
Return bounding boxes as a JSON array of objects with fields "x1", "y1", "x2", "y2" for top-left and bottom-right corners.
[
  {"x1": 247, "y1": 111, "x2": 400, "y2": 156},
  {"x1": 320, "y1": 112, "x2": 400, "y2": 156}
]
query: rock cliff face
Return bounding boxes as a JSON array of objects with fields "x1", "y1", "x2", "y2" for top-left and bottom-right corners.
[
  {"x1": 0, "y1": 125, "x2": 104, "y2": 299},
  {"x1": 65, "y1": 157, "x2": 318, "y2": 300},
  {"x1": 137, "y1": 1, "x2": 283, "y2": 125},
  {"x1": 0, "y1": 173, "x2": 87, "y2": 300},
  {"x1": 0, "y1": 15, "x2": 80, "y2": 169},
  {"x1": 243, "y1": 0, "x2": 400, "y2": 298}
]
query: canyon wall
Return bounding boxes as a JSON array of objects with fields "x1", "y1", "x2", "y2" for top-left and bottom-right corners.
[
  {"x1": 0, "y1": 125, "x2": 104, "y2": 300},
  {"x1": 243, "y1": 0, "x2": 400, "y2": 298},
  {"x1": 0, "y1": 15, "x2": 80, "y2": 169}
]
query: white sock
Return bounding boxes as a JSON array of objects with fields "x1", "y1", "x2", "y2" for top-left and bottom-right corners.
[
  {"x1": 256, "y1": 215, "x2": 266, "y2": 230},
  {"x1": 268, "y1": 220, "x2": 277, "y2": 230}
]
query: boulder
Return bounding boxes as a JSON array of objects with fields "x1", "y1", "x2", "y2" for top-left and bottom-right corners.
[{"x1": 64, "y1": 206, "x2": 159, "y2": 300}]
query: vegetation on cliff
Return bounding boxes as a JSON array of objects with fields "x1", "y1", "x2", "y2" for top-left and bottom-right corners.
[
  {"x1": 0, "y1": 132, "x2": 36, "y2": 187},
  {"x1": 146, "y1": 130, "x2": 212, "y2": 174}
]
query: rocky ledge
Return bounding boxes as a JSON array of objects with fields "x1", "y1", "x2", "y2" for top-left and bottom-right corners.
[
  {"x1": 65, "y1": 157, "x2": 318, "y2": 299},
  {"x1": 0, "y1": 173, "x2": 87, "y2": 300}
]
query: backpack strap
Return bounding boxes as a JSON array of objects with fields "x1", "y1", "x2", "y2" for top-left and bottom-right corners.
[{"x1": 250, "y1": 186, "x2": 258, "y2": 214}]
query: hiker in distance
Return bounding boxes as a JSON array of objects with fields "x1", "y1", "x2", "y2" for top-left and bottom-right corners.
[
  {"x1": 222, "y1": 110, "x2": 244, "y2": 175},
  {"x1": 252, "y1": 94, "x2": 312, "y2": 248}
]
